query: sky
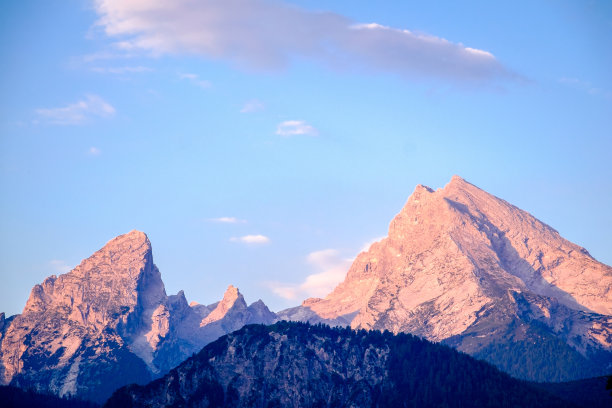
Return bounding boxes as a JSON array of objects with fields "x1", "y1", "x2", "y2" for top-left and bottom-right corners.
[{"x1": 1, "y1": 0, "x2": 611, "y2": 317}]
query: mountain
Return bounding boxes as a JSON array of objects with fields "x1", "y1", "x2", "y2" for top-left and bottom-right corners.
[
  {"x1": 285, "y1": 176, "x2": 612, "y2": 381},
  {"x1": 104, "y1": 321, "x2": 578, "y2": 408},
  {"x1": 0, "y1": 231, "x2": 276, "y2": 402}
]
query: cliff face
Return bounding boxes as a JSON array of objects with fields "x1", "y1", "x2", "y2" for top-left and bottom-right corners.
[
  {"x1": 295, "y1": 176, "x2": 612, "y2": 381},
  {"x1": 0, "y1": 231, "x2": 277, "y2": 402},
  {"x1": 104, "y1": 322, "x2": 575, "y2": 408}
]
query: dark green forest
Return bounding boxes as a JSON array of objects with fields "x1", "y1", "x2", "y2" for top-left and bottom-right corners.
[{"x1": 0, "y1": 385, "x2": 99, "y2": 408}]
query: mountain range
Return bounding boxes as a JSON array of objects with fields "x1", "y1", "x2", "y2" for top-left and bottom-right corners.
[{"x1": 1, "y1": 175, "x2": 610, "y2": 403}]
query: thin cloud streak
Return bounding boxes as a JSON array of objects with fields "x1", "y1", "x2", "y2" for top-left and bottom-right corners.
[
  {"x1": 49, "y1": 260, "x2": 72, "y2": 274},
  {"x1": 94, "y1": 0, "x2": 515, "y2": 83},
  {"x1": 91, "y1": 66, "x2": 153, "y2": 74},
  {"x1": 230, "y1": 234, "x2": 270, "y2": 244},
  {"x1": 276, "y1": 120, "x2": 318, "y2": 137},
  {"x1": 559, "y1": 77, "x2": 611, "y2": 100},
  {"x1": 208, "y1": 217, "x2": 246, "y2": 224},
  {"x1": 35, "y1": 94, "x2": 115, "y2": 125},
  {"x1": 179, "y1": 72, "x2": 211, "y2": 89},
  {"x1": 240, "y1": 99, "x2": 265, "y2": 113}
]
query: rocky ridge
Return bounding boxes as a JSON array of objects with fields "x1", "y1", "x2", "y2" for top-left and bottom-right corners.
[
  {"x1": 287, "y1": 176, "x2": 612, "y2": 381},
  {"x1": 0, "y1": 231, "x2": 276, "y2": 402}
]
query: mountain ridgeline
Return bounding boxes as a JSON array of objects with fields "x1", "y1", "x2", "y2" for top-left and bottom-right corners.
[
  {"x1": 104, "y1": 321, "x2": 577, "y2": 408},
  {"x1": 1, "y1": 175, "x2": 611, "y2": 404}
]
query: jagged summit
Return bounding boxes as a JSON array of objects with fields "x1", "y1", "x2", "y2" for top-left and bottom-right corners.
[
  {"x1": 109, "y1": 229, "x2": 149, "y2": 243},
  {"x1": 200, "y1": 285, "x2": 246, "y2": 326}
]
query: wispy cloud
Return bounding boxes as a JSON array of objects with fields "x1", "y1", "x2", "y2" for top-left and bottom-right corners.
[
  {"x1": 268, "y1": 249, "x2": 352, "y2": 300},
  {"x1": 93, "y1": 0, "x2": 514, "y2": 83},
  {"x1": 179, "y1": 72, "x2": 211, "y2": 89},
  {"x1": 240, "y1": 99, "x2": 265, "y2": 113},
  {"x1": 208, "y1": 217, "x2": 246, "y2": 224},
  {"x1": 35, "y1": 94, "x2": 115, "y2": 125},
  {"x1": 559, "y1": 77, "x2": 611, "y2": 99},
  {"x1": 359, "y1": 236, "x2": 385, "y2": 253},
  {"x1": 230, "y1": 234, "x2": 270, "y2": 244},
  {"x1": 74, "y1": 50, "x2": 136, "y2": 64},
  {"x1": 276, "y1": 120, "x2": 318, "y2": 137},
  {"x1": 49, "y1": 260, "x2": 72, "y2": 274},
  {"x1": 91, "y1": 65, "x2": 153, "y2": 74},
  {"x1": 88, "y1": 147, "x2": 102, "y2": 156}
]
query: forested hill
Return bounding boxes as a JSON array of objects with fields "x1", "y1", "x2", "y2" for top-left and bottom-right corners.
[
  {"x1": 105, "y1": 321, "x2": 584, "y2": 408},
  {"x1": 0, "y1": 385, "x2": 99, "y2": 408}
]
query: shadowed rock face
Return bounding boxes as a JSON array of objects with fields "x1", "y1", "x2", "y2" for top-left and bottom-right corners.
[
  {"x1": 0, "y1": 231, "x2": 277, "y2": 402},
  {"x1": 295, "y1": 176, "x2": 612, "y2": 381}
]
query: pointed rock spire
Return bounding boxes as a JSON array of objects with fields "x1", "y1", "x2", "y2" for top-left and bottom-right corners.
[{"x1": 200, "y1": 285, "x2": 247, "y2": 327}]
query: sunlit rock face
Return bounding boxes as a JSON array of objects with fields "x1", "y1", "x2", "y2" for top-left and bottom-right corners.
[
  {"x1": 0, "y1": 231, "x2": 277, "y2": 402},
  {"x1": 297, "y1": 176, "x2": 612, "y2": 381}
]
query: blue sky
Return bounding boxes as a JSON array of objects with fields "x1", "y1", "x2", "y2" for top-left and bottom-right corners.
[{"x1": 1, "y1": 0, "x2": 611, "y2": 316}]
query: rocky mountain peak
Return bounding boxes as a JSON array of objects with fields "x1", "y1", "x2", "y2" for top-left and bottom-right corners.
[
  {"x1": 297, "y1": 176, "x2": 612, "y2": 381},
  {"x1": 1, "y1": 231, "x2": 280, "y2": 402},
  {"x1": 19, "y1": 229, "x2": 165, "y2": 330},
  {"x1": 0, "y1": 230, "x2": 168, "y2": 400},
  {"x1": 199, "y1": 285, "x2": 246, "y2": 327},
  {"x1": 75, "y1": 230, "x2": 152, "y2": 276}
]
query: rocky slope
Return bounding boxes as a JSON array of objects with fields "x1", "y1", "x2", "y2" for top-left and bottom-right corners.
[
  {"x1": 0, "y1": 231, "x2": 276, "y2": 402},
  {"x1": 104, "y1": 321, "x2": 577, "y2": 408},
  {"x1": 288, "y1": 176, "x2": 612, "y2": 381}
]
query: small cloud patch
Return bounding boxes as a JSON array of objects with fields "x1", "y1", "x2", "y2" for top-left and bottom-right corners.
[
  {"x1": 267, "y1": 249, "x2": 352, "y2": 300},
  {"x1": 35, "y1": 95, "x2": 115, "y2": 125},
  {"x1": 230, "y1": 234, "x2": 270, "y2": 244},
  {"x1": 88, "y1": 147, "x2": 102, "y2": 156},
  {"x1": 179, "y1": 73, "x2": 211, "y2": 89},
  {"x1": 208, "y1": 217, "x2": 246, "y2": 224},
  {"x1": 276, "y1": 120, "x2": 318, "y2": 137},
  {"x1": 91, "y1": 66, "x2": 153, "y2": 74},
  {"x1": 240, "y1": 99, "x2": 265, "y2": 113},
  {"x1": 49, "y1": 260, "x2": 72, "y2": 274}
]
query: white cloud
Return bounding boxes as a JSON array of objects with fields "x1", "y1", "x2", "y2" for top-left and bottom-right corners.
[
  {"x1": 93, "y1": 0, "x2": 514, "y2": 82},
  {"x1": 269, "y1": 285, "x2": 299, "y2": 300},
  {"x1": 230, "y1": 234, "x2": 270, "y2": 244},
  {"x1": 268, "y1": 236, "x2": 385, "y2": 300},
  {"x1": 276, "y1": 120, "x2": 318, "y2": 137},
  {"x1": 268, "y1": 249, "x2": 352, "y2": 300},
  {"x1": 88, "y1": 146, "x2": 102, "y2": 156},
  {"x1": 208, "y1": 217, "x2": 246, "y2": 224},
  {"x1": 35, "y1": 94, "x2": 116, "y2": 125},
  {"x1": 49, "y1": 260, "x2": 72, "y2": 274},
  {"x1": 359, "y1": 236, "x2": 385, "y2": 253},
  {"x1": 240, "y1": 99, "x2": 265, "y2": 113},
  {"x1": 179, "y1": 72, "x2": 211, "y2": 89},
  {"x1": 91, "y1": 65, "x2": 153, "y2": 74}
]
